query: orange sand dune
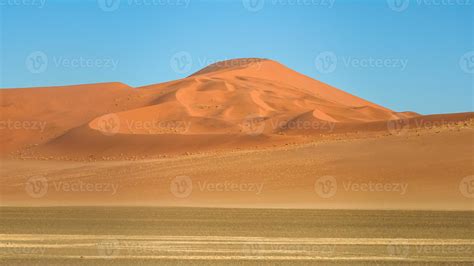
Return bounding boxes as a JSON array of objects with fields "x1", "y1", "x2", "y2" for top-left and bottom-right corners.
[
  {"x1": 1, "y1": 58, "x2": 430, "y2": 159},
  {"x1": 0, "y1": 58, "x2": 473, "y2": 209}
]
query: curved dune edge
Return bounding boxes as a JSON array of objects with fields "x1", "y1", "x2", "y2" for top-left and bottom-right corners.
[{"x1": 2, "y1": 58, "x2": 473, "y2": 160}]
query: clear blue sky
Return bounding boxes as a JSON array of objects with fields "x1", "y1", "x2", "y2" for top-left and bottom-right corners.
[{"x1": 0, "y1": 0, "x2": 472, "y2": 114}]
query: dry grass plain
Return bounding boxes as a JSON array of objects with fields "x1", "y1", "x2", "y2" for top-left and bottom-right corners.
[{"x1": 0, "y1": 207, "x2": 473, "y2": 265}]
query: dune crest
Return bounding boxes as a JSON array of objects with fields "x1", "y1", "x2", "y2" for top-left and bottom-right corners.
[{"x1": 2, "y1": 58, "x2": 471, "y2": 159}]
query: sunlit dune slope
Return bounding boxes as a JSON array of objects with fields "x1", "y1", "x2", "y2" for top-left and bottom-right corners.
[{"x1": 3, "y1": 58, "x2": 470, "y2": 159}]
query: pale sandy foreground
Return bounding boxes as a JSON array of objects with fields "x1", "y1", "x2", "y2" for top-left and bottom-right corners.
[{"x1": 0, "y1": 207, "x2": 473, "y2": 265}]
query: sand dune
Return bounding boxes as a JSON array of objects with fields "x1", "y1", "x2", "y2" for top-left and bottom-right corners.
[
  {"x1": 0, "y1": 58, "x2": 472, "y2": 209},
  {"x1": 1, "y1": 124, "x2": 472, "y2": 209},
  {"x1": 0, "y1": 58, "x2": 438, "y2": 159}
]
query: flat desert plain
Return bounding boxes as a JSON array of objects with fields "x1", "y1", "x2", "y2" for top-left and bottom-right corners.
[
  {"x1": 0, "y1": 59, "x2": 473, "y2": 264},
  {"x1": 0, "y1": 207, "x2": 473, "y2": 265}
]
